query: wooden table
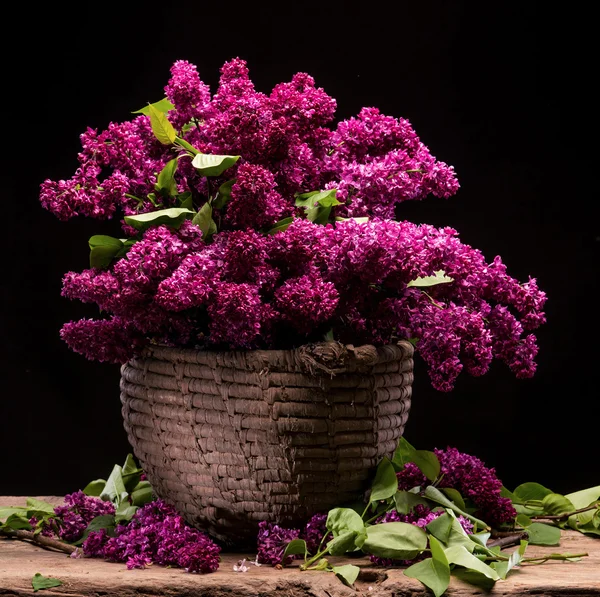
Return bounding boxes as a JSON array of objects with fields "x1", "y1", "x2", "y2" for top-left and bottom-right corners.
[{"x1": 1, "y1": 497, "x2": 599, "y2": 596}]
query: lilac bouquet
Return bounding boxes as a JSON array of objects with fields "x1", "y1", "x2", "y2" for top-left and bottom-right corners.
[{"x1": 41, "y1": 58, "x2": 546, "y2": 391}]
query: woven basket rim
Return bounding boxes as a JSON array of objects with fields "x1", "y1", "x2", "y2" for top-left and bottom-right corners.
[{"x1": 137, "y1": 339, "x2": 415, "y2": 376}]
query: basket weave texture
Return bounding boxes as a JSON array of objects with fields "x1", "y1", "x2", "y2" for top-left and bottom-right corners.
[{"x1": 120, "y1": 340, "x2": 414, "y2": 543}]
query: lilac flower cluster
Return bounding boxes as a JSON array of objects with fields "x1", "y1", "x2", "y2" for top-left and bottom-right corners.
[
  {"x1": 83, "y1": 500, "x2": 220, "y2": 573},
  {"x1": 32, "y1": 495, "x2": 220, "y2": 574},
  {"x1": 396, "y1": 448, "x2": 516, "y2": 527},
  {"x1": 49, "y1": 491, "x2": 115, "y2": 542},
  {"x1": 58, "y1": 217, "x2": 546, "y2": 390},
  {"x1": 256, "y1": 520, "x2": 301, "y2": 565},
  {"x1": 41, "y1": 59, "x2": 546, "y2": 391}
]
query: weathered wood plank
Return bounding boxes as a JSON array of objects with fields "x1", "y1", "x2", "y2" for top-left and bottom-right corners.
[{"x1": 1, "y1": 497, "x2": 598, "y2": 596}]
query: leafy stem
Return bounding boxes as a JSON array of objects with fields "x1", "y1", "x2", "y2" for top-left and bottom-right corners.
[
  {"x1": 301, "y1": 546, "x2": 330, "y2": 571},
  {"x1": 530, "y1": 505, "x2": 599, "y2": 521},
  {"x1": 174, "y1": 136, "x2": 199, "y2": 155},
  {"x1": 521, "y1": 553, "x2": 588, "y2": 565}
]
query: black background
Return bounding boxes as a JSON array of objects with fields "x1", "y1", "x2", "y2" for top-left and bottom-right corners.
[{"x1": 1, "y1": 3, "x2": 597, "y2": 498}]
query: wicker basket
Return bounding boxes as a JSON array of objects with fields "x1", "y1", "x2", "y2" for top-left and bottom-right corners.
[{"x1": 120, "y1": 340, "x2": 414, "y2": 544}]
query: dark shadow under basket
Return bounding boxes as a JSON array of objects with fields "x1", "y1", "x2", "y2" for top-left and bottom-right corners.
[{"x1": 120, "y1": 340, "x2": 414, "y2": 544}]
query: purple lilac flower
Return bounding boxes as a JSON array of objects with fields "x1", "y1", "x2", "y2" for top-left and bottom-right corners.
[
  {"x1": 164, "y1": 60, "x2": 212, "y2": 129},
  {"x1": 256, "y1": 521, "x2": 301, "y2": 566},
  {"x1": 83, "y1": 530, "x2": 109, "y2": 557},
  {"x1": 302, "y1": 513, "x2": 331, "y2": 555},
  {"x1": 95, "y1": 500, "x2": 220, "y2": 573},
  {"x1": 207, "y1": 283, "x2": 273, "y2": 348},
  {"x1": 435, "y1": 447, "x2": 516, "y2": 526},
  {"x1": 274, "y1": 270, "x2": 339, "y2": 333},
  {"x1": 225, "y1": 163, "x2": 289, "y2": 230},
  {"x1": 51, "y1": 492, "x2": 115, "y2": 543},
  {"x1": 396, "y1": 462, "x2": 428, "y2": 491}
]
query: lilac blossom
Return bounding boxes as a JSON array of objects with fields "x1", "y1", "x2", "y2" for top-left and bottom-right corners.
[
  {"x1": 225, "y1": 163, "x2": 289, "y2": 229},
  {"x1": 395, "y1": 447, "x2": 516, "y2": 528},
  {"x1": 92, "y1": 500, "x2": 220, "y2": 573},
  {"x1": 50, "y1": 492, "x2": 115, "y2": 543},
  {"x1": 302, "y1": 513, "x2": 330, "y2": 555},
  {"x1": 435, "y1": 447, "x2": 517, "y2": 526},
  {"x1": 256, "y1": 521, "x2": 301, "y2": 566}
]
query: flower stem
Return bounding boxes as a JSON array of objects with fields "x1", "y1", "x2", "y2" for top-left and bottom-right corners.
[
  {"x1": 530, "y1": 505, "x2": 598, "y2": 521},
  {"x1": 0, "y1": 528, "x2": 76, "y2": 554},
  {"x1": 301, "y1": 546, "x2": 330, "y2": 571},
  {"x1": 175, "y1": 136, "x2": 199, "y2": 155},
  {"x1": 522, "y1": 553, "x2": 588, "y2": 565}
]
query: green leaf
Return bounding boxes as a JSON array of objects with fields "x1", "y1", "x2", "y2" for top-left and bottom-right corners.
[
  {"x1": 122, "y1": 454, "x2": 139, "y2": 475},
  {"x1": 121, "y1": 454, "x2": 143, "y2": 493},
  {"x1": 295, "y1": 189, "x2": 341, "y2": 210},
  {"x1": 500, "y1": 485, "x2": 517, "y2": 500},
  {"x1": 513, "y1": 482, "x2": 554, "y2": 502},
  {"x1": 148, "y1": 104, "x2": 176, "y2": 144},
  {"x1": 513, "y1": 502, "x2": 545, "y2": 516},
  {"x1": 132, "y1": 98, "x2": 175, "y2": 115},
  {"x1": 327, "y1": 530, "x2": 361, "y2": 555},
  {"x1": 25, "y1": 499, "x2": 55, "y2": 515},
  {"x1": 469, "y1": 532, "x2": 491, "y2": 549},
  {"x1": 424, "y1": 486, "x2": 489, "y2": 530},
  {"x1": 394, "y1": 490, "x2": 429, "y2": 515},
  {"x1": 177, "y1": 191, "x2": 194, "y2": 210},
  {"x1": 426, "y1": 512, "x2": 453, "y2": 544},
  {"x1": 212, "y1": 179, "x2": 236, "y2": 209},
  {"x1": 362, "y1": 522, "x2": 427, "y2": 560},
  {"x1": 267, "y1": 217, "x2": 294, "y2": 234},
  {"x1": 326, "y1": 508, "x2": 365, "y2": 535},
  {"x1": 444, "y1": 545, "x2": 500, "y2": 581},
  {"x1": 307, "y1": 204, "x2": 332, "y2": 224},
  {"x1": 115, "y1": 502, "x2": 138, "y2": 523},
  {"x1": 490, "y1": 540, "x2": 528, "y2": 580},
  {"x1": 405, "y1": 536, "x2": 450, "y2": 597},
  {"x1": 516, "y1": 513, "x2": 532, "y2": 527},
  {"x1": 83, "y1": 479, "x2": 106, "y2": 497},
  {"x1": 332, "y1": 564, "x2": 360, "y2": 587},
  {"x1": 191, "y1": 153, "x2": 240, "y2": 177},
  {"x1": 88, "y1": 235, "x2": 124, "y2": 269},
  {"x1": 283, "y1": 538, "x2": 307, "y2": 561},
  {"x1": 407, "y1": 270, "x2": 454, "y2": 288},
  {"x1": 296, "y1": 189, "x2": 342, "y2": 226},
  {"x1": 323, "y1": 328, "x2": 335, "y2": 342},
  {"x1": 4, "y1": 513, "x2": 33, "y2": 530},
  {"x1": 576, "y1": 518, "x2": 600, "y2": 536},
  {"x1": 155, "y1": 158, "x2": 179, "y2": 197},
  {"x1": 440, "y1": 488, "x2": 466, "y2": 511},
  {"x1": 525, "y1": 522, "x2": 561, "y2": 546},
  {"x1": 542, "y1": 493, "x2": 575, "y2": 517},
  {"x1": 565, "y1": 486, "x2": 600, "y2": 510},
  {"x1": 370, "y1": 457, "x2": 398, "y2": 503},
  {"x1": 73, "y1": 514, "x2": 116, "y2": 546},
  {"x1": 0, "y1": 506, "x2": 28, "y2": 520},
  {"x1": 192, "y1": 202, "x2": 217, "y2": 240},
  {"x1": 100, "y1": 465, "x2": 127, "y2": 505},
  {"x1": 124, "y1": 207, "x2": 194, "y2": 233},
  {"x1": 392, "y1": 438, "x2": 440, "y2": 482},
  {"x1": 32, "y1": 573, "x2": 63, "y2": 592},
  {"x1": 131, "y1": 483, "x2": 154, "y2": 507}
]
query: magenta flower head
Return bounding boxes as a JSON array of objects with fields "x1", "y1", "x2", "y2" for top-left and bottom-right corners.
[{"x1": 256, "y1": 521, "x2": 301, "y2": 565}]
